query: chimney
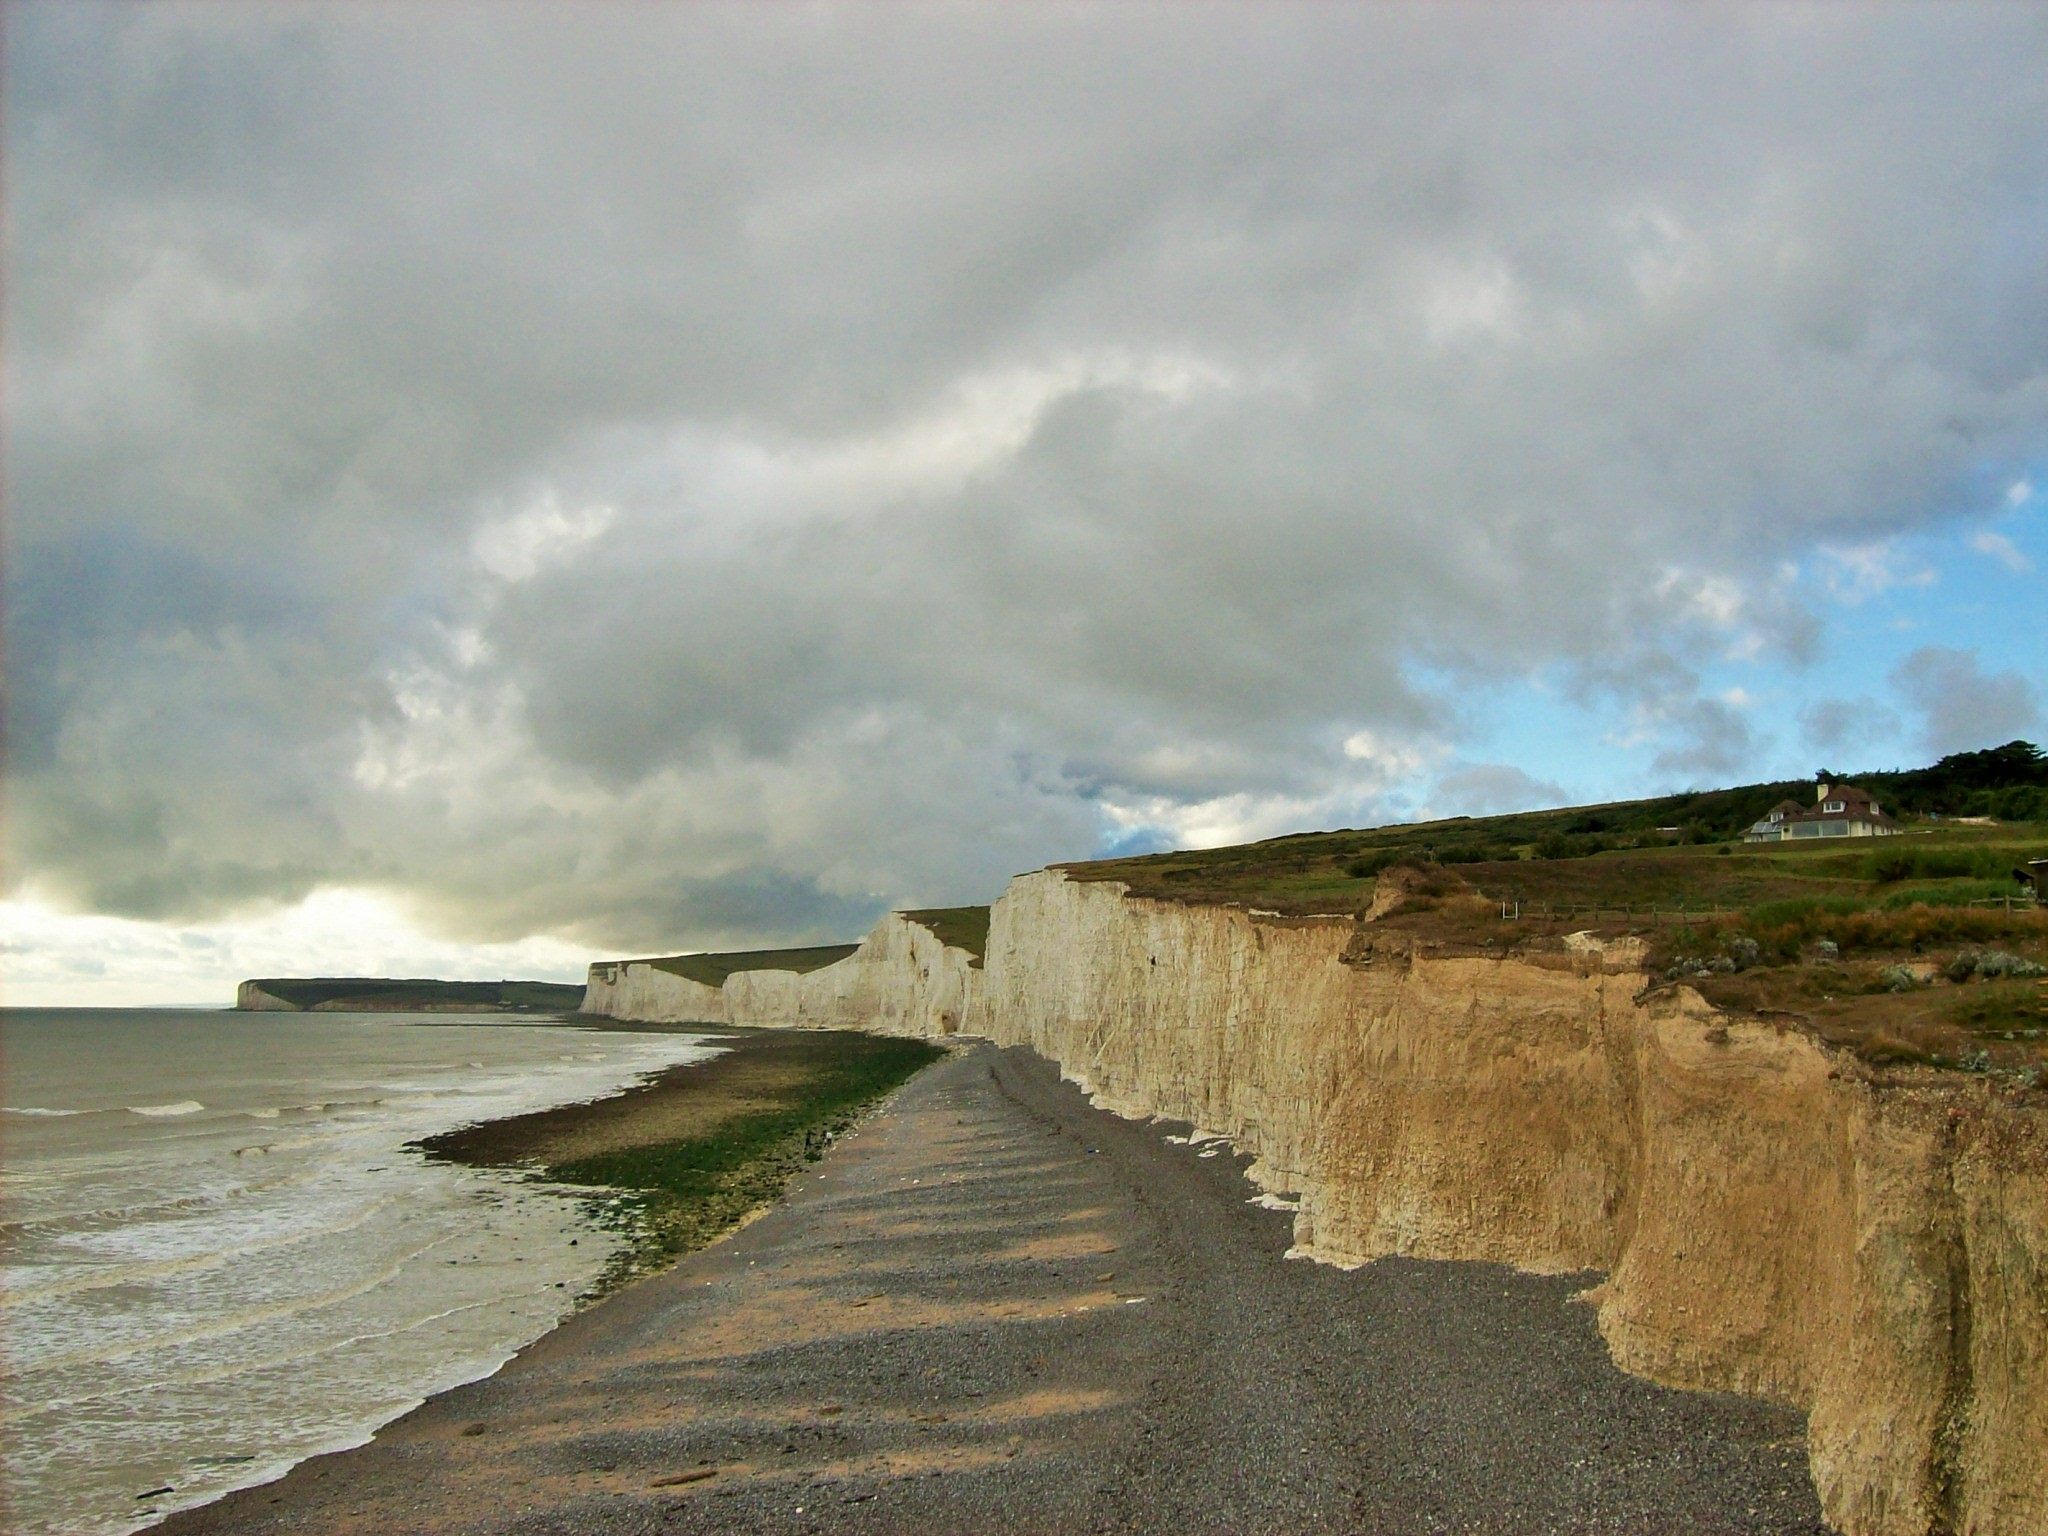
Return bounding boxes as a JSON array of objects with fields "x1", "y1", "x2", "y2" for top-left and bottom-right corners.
[{"x1": 1816, "y1": 782, "x2": 1830, "y2": 804}]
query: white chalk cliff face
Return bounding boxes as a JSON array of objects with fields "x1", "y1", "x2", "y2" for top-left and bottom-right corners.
[
  {"x1": 582, "y1": 913, "x2": 979, "y2": 1036},
  {"x1": 582, "y1": 870, "x2": 2048, "y2": 1536},
  {"x1": 580, "y1": 960, "x2": 727, "y2": 1023}
]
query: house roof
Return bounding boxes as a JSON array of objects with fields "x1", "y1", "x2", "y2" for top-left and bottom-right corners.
[{"x1": 1807, "y1": 783, "x2": 1896, "y2": 823}]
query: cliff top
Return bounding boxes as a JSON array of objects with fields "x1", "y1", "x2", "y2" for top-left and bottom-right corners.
[
  {"x1": 241, "y1": 978, "x2": 586, "y2": 1011},
  {"x1": 900, "y1": 906, "x2": 991, "y2": 960},
  {"x1": 1055, "y1": 758, "x2": 2048, "y2": 1079},
  {"x1": 647, "y1": 945, "x2": 861, "y2": 987}
]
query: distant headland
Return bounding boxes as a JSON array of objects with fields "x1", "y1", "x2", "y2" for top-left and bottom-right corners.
[{"x1": 235, "y1": 978, "x2": 586, "y2": 1013}]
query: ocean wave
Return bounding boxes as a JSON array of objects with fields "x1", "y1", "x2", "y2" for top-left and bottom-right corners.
[
  {"x1": 0, "y1": 1187, "x2": 417, "y2": 1314},
  {"x1": 14, "y1": 1216, "x2": 489, "y2": 1373},
  {"x1": 3, "y1": 1106, "x2": 89, "y2": 1117},
  {"x1": 129, "y1": 1101, "x2": 206, "y2": 1118}
]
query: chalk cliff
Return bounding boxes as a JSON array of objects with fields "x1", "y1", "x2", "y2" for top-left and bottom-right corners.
[
  {"x1": 582, "y1": 913, "x2": 980, "y2": 1036},
  {"x1": 581, "y1": 869, "x2": 2048, "y2": 1536},
  {"x1": 580, "y1": 959, "x2": 727, "y2": 1023}
]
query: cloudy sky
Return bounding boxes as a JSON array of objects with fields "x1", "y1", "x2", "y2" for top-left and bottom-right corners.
[{"x1": 6, "y1": 2, "x2": 2045, "y2": 1004}]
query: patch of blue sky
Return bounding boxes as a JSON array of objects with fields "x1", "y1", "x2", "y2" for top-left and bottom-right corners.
[
  {"x1": 1093, "y1": 484, "x2": 2041, "y2": 854},
  {"x1": 1426, "y1": 479, "x2": 2043, "y2": 815}
]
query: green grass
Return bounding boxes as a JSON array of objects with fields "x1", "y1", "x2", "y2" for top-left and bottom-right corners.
[
  {"x1": 1948, "y1": 980, "x2": 2048, "y2": 1039},
  {"x1": 550, "y1": 1032, "x2": 944, "y2": 1289},
  {"x1": 899, "y1": 905, "x2": 991, "y2": 961},
  {"x1": 1662, "y1": 895, "x2": 2046, "y2": 965},
  {"x1": 1064, "y1": 813, "x2": 2047, "y2": 921},
  {"x1": 645, "y1": 944, "x2": 860, "y2": 987}
]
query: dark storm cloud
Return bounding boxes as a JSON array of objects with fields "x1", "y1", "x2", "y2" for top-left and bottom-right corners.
[{"x1": 7, "y1": 2, "x2": 2047, "y2": 949}]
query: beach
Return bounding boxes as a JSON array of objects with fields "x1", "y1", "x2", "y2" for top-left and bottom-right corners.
[
  {"x1": 151, "y1": 1040, "x2": 1828, "y2": 1536},
  {"x1": 0, "y1": 1008, "x2": 725, "y2": 1536}
]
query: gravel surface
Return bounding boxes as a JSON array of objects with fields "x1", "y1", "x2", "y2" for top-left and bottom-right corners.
[{"x1": 155, "y1": 1042, "x2": 1831, "y2": 1536}]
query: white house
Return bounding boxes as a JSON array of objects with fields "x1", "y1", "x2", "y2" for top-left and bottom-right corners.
[{"x1": 1743, "y1": 783, "x2": 1899, "y2": 842}]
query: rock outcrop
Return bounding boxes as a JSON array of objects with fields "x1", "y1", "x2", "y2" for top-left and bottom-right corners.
[{"x1": 581, "y1": 868, "x2": 2048, "y2": 1536}]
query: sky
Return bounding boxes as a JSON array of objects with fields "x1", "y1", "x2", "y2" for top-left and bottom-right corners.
[{"x1": 5, "y1": 2, "x2": 2045, "y2": 1006}]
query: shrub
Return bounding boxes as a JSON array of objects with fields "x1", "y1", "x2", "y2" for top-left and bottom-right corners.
[
  {"x1": 1436, "y1": 842, "x2": 1513, "y2": 865},
  {"x1": 1343, "y1": 848, "x2": 1409, "y2": 880},
  {"x1": 1879, "y1": 880, "x2": 2021, "y2": 910},
  {"x1": 1535, "y1": 832, "x2": 1611, "y2": 860},
  {"x1": 1878, "y1": 964, "x2": 1920, "y2": 992},
  {"x1": 1949, "y1": 949, "x2": 2048, "y2": 982}
]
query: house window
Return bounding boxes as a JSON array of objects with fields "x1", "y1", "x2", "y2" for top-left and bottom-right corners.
[{"x1": 1823, "y1": 800, "x2": 1845, "y2": 814}]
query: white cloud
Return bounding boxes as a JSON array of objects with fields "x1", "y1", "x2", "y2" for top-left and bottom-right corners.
[
  {"x1": 1815, "y1": 540, "x2": 1938, "y2": 604},
  {"x1": 472, "y1": 497, "x2": 616, "y2": 583},
  {"x1": 1968, "y1": 529, "x2": 2033, "y2": 573}
]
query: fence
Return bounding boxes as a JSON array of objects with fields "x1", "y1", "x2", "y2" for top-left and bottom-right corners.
[{"x1": 1487, "y1": 900, "x2": 1738, "y2": 924}]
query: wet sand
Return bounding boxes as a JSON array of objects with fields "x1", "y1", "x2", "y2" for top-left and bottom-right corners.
[{"x1": 155, "y1": 1042, "x2": 1829, "y2": 1535}]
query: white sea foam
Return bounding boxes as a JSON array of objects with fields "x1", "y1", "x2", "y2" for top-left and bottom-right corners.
[{"x1": 1, "y1": 1006, "x2": 721, "y2": 1536}]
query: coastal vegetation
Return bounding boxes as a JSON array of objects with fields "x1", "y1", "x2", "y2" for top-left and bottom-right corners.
[{"x1": 418, "y1": 1029, "x2": 943, "y2": 1293}]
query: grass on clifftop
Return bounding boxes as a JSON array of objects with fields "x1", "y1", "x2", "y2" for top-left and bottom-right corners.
[
  {"x1": 900, "y1": 905, "x2": 991, "y2": 961},
  {"x1": 646, "y1": 944, "x2": 861, "y2": 988},
  {"x1": 549, "y1": 1032, "x2": 943, "y2": 1291}
]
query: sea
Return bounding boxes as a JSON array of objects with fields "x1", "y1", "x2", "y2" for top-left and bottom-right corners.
[{"x1": 1, "y1": 1007, "x2": 722, "y2": 1536}]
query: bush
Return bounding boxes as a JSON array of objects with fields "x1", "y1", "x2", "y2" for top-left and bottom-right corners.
[
  {"x1": 1436, "y1": 842, "x2": 1513, "y2": 865},
  {"x1": 1879, "y1": 880, "x2": 2022, "y2": 910},
  {"x1": 1731, "y1": 897, "x2": 2045, "y2": 961},
  {"x1": 1343, "y1": 848, "x2": 1409, "y2": 880},
  {"x1": 1535, "y1": 832, "x2": 1610, "y2": 860},
  {"x1": 1990, "y1": 784, "x2": 2048, "y2": 822},
  {"x1": 1878, "y1": 964, "x2": 1920, "y2": 992},
  {"x1": 1948, "y1": 949, "x2": 2048, "y2": 982}
]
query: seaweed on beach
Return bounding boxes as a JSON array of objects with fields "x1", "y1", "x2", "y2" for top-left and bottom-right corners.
[{"x1": 547, "y1": 1033, "x2": 944, "y2": 1292}]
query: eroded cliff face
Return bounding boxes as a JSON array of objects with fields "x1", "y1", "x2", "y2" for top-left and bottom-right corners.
[
  {"x1": 579, "y1": 870, "x2": 2045, "y2": 1536},
  {"x1": 722, "y1": 913, "x2": 981, "y2": 1036},
  {"x1": 581, "y1": 913, "x2": 981, "y2": 1036},
  {"x1": 580, "y1": 960, "x2": 727, "y2": 1023},
  {"x1": 234, "y1": 981, "x2": 295, "y2": 1011},
  {"x1": 976, "y1": 870, "x2": 2047, "y2": 1536}
]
